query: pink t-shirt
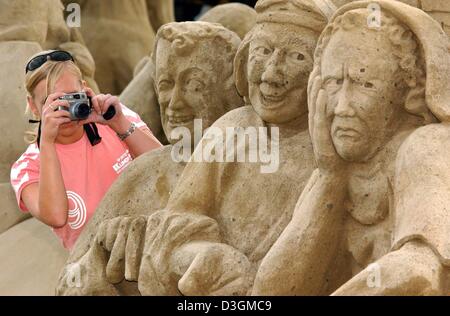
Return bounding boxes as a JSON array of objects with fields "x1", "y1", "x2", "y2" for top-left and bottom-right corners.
[{"x1": 10, "y1": 105, "x2": 162, "y2": 250}]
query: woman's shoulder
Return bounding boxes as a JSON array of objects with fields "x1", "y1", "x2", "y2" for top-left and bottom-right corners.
[
  {"x1": 11, "y1": 143, "x2": 40, "y2": 182},
  {"x1": 15, "y1": 143, "x2": 40, "y2": 164}
]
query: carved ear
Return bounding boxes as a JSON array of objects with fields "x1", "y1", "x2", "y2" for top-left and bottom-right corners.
[
  {"x1": 233, "y1": 33, "x2": 252, "y2": 104},
  {"x1": 404, "y1": 82, "x2": 434, "y2": 122}
]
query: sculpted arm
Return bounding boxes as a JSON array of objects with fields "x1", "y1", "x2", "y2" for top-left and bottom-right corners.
[{"x1": 252, "y1": 169, "x2": 347, "y2": 295}]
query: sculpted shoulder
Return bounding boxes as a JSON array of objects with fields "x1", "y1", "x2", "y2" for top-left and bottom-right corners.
[
  {"x1": 399, "y1": 123, "x2": 450, "y2": 155},
  {"x1": 395, "y1": 123, "x2": 450, "y2": 180},
  {"x1": 210, "y1": 106, "x2": 264, "y2": 131}
]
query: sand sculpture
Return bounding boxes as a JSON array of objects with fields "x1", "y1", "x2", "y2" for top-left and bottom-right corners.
[
  {"x1": 251, "y1": 0, "x2": 450, "y2": 295},
  {"x1": 62, "y1": 0, "x2": 175, "y2": 95},
  {"x1": 120, "y1": 2, "x2": 258, "y2": 145},
  {"x1": 393, "y1": 1, "x2": 450, "y2": 36},
  {"x1": 2, "y1": 0, "x2": 448, "y2": 297},
  {"x1": 120, "y1": 56, "x2": 167, "y2": 144},
  {"x1": 199, "y1": 3, "x2": 257, "y2": 39},
  {"x1": 55, "y1": 0, "x2": 337, "y2": 296},
  {"x1": 57, "y1": 21, "x2": 243, "y2": 295}
]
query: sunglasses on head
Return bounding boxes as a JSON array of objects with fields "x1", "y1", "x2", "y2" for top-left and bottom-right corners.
[{"x1": 25, "y1": 50, "x2": 74, "y2": 74}]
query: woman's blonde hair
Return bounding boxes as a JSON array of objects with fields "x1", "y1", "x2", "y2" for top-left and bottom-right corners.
[{"x1": 24, "y1": 58, "x2": 83, "y2": 143}]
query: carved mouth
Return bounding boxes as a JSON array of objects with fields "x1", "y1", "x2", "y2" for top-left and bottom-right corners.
[
  {"x1": 334, "y1": 127, "x2": 361, "y2": 140},
  {"x1": 259, "y1": 91, "x2": 286, "y2": 108},
  {"x1": 168, "y1": 114, "x2": 195, "y2": 126}
]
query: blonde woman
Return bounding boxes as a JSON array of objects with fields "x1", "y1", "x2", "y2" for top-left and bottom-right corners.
[{"x1": 10, "y1": 50, "x2": 162, "y2": 250}]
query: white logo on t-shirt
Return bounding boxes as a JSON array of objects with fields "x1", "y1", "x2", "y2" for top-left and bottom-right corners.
[
  {"x1": 67, "y1": 191, "x2": 87, "y2": 230},
  {"x1": 113, "y1": 150, "x2": 133, "y2": 174}
]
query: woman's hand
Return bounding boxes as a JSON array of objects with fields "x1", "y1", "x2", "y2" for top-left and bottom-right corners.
[
  {"x1": 40, "y1": 92, "x2": 72, "y2": 144},
  {"x1": 82, "y1": 88, "x2": 129, "y2": 133}
]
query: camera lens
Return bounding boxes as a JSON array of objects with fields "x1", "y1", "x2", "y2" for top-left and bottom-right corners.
[{"x1": 71, "y1": 102, "x2": 91, "y2": 120}]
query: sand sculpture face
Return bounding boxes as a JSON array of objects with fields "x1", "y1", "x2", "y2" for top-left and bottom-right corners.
[
  {"x1": 156, "y1": 43, "x2": 227, "y2": 145},
  {"x1": 322, "y1": 24, "x2": 404, "y2": 162},
  {"x1": 154, "y1": 22, "x2": 241, "y2": 145},
  {"x1": 247, "y1": 23, "x2": 316, "y2": 124}
]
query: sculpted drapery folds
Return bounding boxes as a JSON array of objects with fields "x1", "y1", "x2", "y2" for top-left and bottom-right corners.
[{"x1": 252, "y1": 0, "x2": 450, "y2": 296}]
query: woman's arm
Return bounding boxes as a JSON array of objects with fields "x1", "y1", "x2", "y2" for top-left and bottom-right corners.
[
  {"x1": 83, "y1": 89, "x2": 162, "y2": 158},
  {"x1": 21, "y1": 142, "x2": 69, "y2": 228},
  {"x1": 110, "y1": 116, "x2": 162, "y2": 158},
  {"x1": 36, "y1": 140, "x2": 69, "y2": 227},
  {"x1": 22, "y1": 92, "x2": 72, "y2": 228}
]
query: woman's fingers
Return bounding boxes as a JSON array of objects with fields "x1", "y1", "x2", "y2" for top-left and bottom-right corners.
[
  {"x1": 44, "y1": 92, "x2": 66, "y2": 106},
  {"x1": 100, "y1": 94, "x2": 115, "y2": 115},
  {"x1": 92, "y1": 94, "x2": 112, "y2": 115},
  {"x1": 92, "y1": 94, "x2": 105, "y2": 115},
  {"x1": 42, "y1": 100, "x2": 69, "y2": 116},
  {"x1": 85, "y1": 88, "x2": 102, "y2": 115}
]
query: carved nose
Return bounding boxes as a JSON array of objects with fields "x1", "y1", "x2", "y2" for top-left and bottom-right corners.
[
  {"x1": 334, "y1": 80, "x2": 356, "y2": 117},
  {"x1": 168, "y1": 86, "x2": 185, "y2": 111},
  {"x1": 262, "y1": 51, "x2": 284, "y2": 86}
]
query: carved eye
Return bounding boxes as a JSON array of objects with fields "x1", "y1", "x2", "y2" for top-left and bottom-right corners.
[
  {"x1": 289, "y1": 52, "x2": 305, "y2": 61},
  {"x1": 254, "y1": 46, "x2": 272, "y2": 56},
  {"x1": 158, "y1": 80, "x2": 173, "y2": 91},
  {"x1": 359, "y1": 81, "x2": 377, "y2": 91},
  {"x1": 186, "y1": 78, "x2": 205, "y2": 92},
  {"x1": 364, "y1": 82, "x2": 375, "y2": 89},
  {"x1": 324, "y1": 78, "x2": 343, "y2": 93},
  {"x1": 326, "y1": 78, "x2": 343, "y2": 86}
]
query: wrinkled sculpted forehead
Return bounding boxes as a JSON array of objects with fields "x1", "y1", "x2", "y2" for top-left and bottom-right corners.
[
  {"x1": 251, "y1": 22, "x2": 318, "y2": 55},
  {"x1": 155, "y1": 38, "x2": 223, "y2": 84},
  {"x1": 321, "y1": 28, "x2": 399, "y2": 83}
]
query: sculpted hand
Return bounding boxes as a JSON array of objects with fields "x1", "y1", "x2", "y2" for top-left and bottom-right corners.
[
  {"x1": 173, "y1": 242, "x2": 254, "y2": 296},
  {"x1": 308, "y1": 76, "x2": 346, "y2": 176},
  {"x1": 56, "y1": 242, "x2": 118, "y2": 296},
  {"x1": 95, "y1": 216, "x2": 147, "y2": 284},
  {"x1": 332, "y1": 241, "x2": 444, "y2": 295}
]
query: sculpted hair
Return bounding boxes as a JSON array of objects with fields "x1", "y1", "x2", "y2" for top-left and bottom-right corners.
[{"x1": 312, "y1": 9, "x2": 433, "y2": 122}]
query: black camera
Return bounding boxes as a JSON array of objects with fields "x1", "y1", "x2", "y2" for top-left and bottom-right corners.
[
  {"x1": 57, "y1": 92, "x2": 92, "y2": 121},
  {"x1": 57, "y1": 92, "x2": 116, "y2": 121}
]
